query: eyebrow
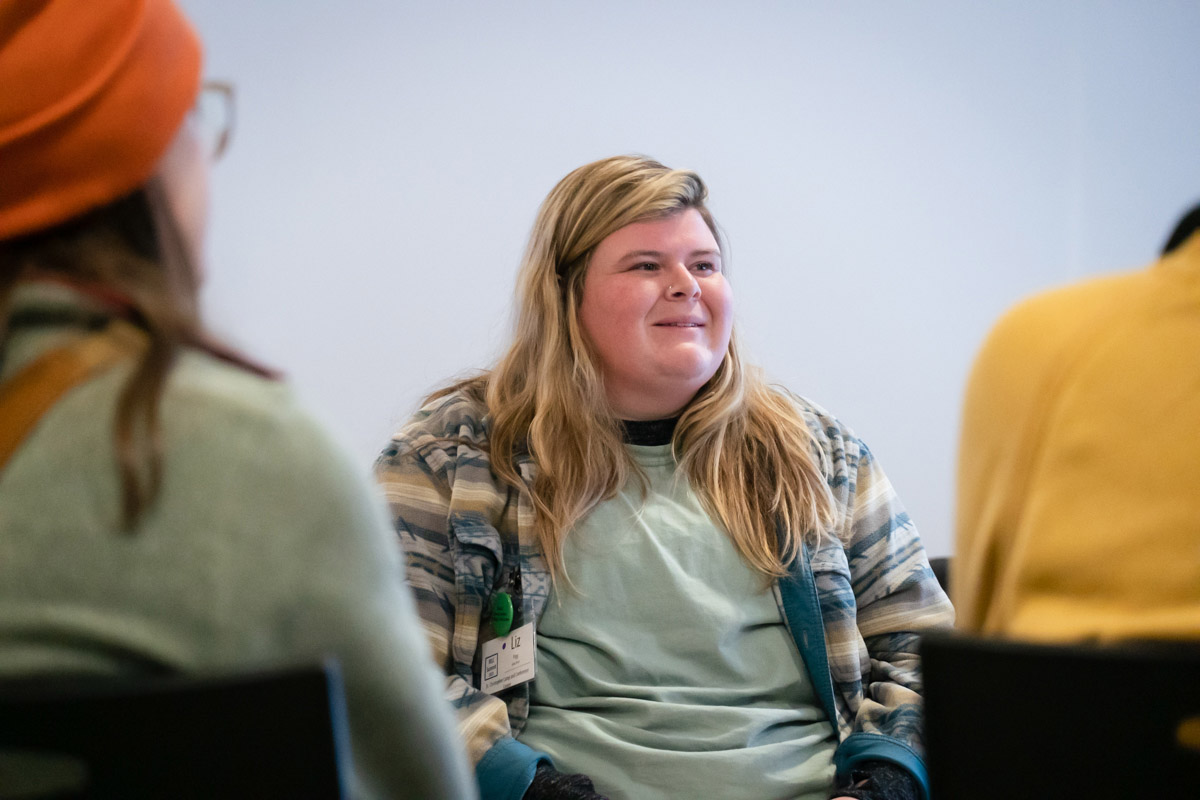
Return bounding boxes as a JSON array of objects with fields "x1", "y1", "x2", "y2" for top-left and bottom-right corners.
[{"x1": 620, "y1": 249, "x2": 722, "y2": 260}]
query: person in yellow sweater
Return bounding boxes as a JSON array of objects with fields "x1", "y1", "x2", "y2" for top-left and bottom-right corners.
[{"x1": 954, "y1": 204, "x2": 1200, "y2": 641}]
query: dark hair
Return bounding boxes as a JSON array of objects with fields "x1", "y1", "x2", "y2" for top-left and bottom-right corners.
[
  {"x1": 0, "y1": 183, "x2": 272, "y2": 529},
  {"x1": 1162, "y1": 202, "x2": 1200, "y2": 256}
]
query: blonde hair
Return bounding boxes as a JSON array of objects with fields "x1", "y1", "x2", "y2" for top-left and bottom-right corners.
[{"x1": 439, "y1": 155, "x2": 834, "y2": 582}]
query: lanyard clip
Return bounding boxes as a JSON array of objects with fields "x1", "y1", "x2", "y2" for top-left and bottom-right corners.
[{"x1": 490, "y1": 563, "x2": 522, "y2": 637}]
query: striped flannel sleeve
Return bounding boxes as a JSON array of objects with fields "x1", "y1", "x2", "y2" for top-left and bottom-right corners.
[
  {"x1": 850, "y1": 441, "x2": 953, "y2": 720},
  {"x1": 808, "y1": 406, "x2": 954, "y2": 800},
  {"x1": 374, "y1": 420, "x2": 515, "y2": 771}
]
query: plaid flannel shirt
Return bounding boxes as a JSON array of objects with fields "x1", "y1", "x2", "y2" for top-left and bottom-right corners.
[{"x1": 376, "y1": 390, "x2": 954, "y2": 800}]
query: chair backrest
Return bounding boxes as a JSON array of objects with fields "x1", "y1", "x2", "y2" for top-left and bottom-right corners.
[
  {"x1": 927, "y1": 556, "x2": 950, "y2": 594},
  {"x1": 0, "y1": 661, "x2": 350, "y2": 800},
  {"x1": 921, "y1": 631, "x2": 1200, "y2": 799}
]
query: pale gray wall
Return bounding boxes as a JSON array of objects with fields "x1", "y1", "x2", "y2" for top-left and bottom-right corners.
[{"x1": 182, "y1": 0, "x2": 1200, "y2": 556}]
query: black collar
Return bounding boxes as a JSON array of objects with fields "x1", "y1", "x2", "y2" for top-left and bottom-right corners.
[{"x1": 621, "y1": 417, "x2": 679, "y2": 446}]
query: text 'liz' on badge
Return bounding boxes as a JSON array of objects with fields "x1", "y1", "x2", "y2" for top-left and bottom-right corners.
[{"x1": 481, "y1": 623, "x2": 536, "y2": 694}]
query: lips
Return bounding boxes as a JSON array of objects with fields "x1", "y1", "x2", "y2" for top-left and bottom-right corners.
[{"x1": 654, "y1": 320, "x2": 705, "y2": 327}]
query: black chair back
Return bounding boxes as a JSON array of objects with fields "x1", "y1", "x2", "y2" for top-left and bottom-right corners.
[
  {"x1": 922, "y1": 631, "x2": 1200, "y2": 799},
  {"x1": 928, "y1": 556, "x2": 950, "y2": 594},
  {"x1": 0, "y1": 661, "x2": 349, "y2": 799}
]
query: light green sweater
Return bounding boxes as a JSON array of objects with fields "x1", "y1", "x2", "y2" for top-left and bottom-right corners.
[
  {"x1": 519, "y1": 444, "x2": 837, "y2": 800},
  {"x1": 0, "y1": 283, "x2": 475, "y2": 799}
]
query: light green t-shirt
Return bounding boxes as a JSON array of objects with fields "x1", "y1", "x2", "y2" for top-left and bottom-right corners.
[{"x1": 519, "y1": 444, "x2": 837, "y2": 800}]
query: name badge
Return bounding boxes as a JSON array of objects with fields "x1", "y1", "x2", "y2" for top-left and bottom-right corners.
[{"x1": 481, "y1": 622, "x2": 537, "y2": 694}]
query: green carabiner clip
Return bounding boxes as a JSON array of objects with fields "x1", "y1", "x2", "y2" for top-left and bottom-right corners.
[{"x1": 491, "y1": 591, "x2": 514, "y2": 637}]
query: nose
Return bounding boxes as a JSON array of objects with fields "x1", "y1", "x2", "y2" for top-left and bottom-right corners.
[{"x1": 666, "y1": 264, "x2": 700, "y2": 299}]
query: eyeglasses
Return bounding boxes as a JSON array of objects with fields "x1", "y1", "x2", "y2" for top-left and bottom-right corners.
[{"x1": 193, "y1": 80, "x2": 235, "y2": 162}]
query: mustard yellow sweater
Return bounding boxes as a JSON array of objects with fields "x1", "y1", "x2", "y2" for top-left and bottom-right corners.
[{"x1": 954, "y1": 232, "x2": 1200, "y2": 641}]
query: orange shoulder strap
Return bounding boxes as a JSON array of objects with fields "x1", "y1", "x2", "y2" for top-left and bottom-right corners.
[{"x1": 0, "y1": 321, "x2": 146, "y2": 474}]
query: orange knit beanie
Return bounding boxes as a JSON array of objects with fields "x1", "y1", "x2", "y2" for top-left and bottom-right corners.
[{"x1": 0, "y1": 0, "x2": 202, "y2": 240}]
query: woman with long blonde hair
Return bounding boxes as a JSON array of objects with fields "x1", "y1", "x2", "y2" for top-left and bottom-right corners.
[{"x1": 378, "y1": 155, "x2": 952, "y2": 800}]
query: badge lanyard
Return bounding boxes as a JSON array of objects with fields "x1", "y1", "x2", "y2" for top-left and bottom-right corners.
[{"x1": 482, "y1": 563, "x2": 536, "y2": 693}]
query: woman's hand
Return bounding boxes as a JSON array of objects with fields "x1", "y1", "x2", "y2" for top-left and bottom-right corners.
[
  {"x1": 523, "y1": 762, "x2": 609, "y2": 800},
  {"x1": 830, "y1": 759, "x2": 920, "y2": 800}
]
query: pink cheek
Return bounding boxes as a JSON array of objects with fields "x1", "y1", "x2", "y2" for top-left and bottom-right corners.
[{"x1": 602, "y1": 291, "x2": 647, "y2": 325}]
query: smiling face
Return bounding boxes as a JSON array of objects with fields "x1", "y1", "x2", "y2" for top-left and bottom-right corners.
[{"x1": 578, "y1": 208, "x2": 733, "y2": 421}]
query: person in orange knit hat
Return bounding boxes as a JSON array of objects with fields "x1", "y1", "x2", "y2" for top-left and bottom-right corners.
[
  {"x1": 0, "y1": 0, "x2": 199, "y2": 240},
  {"x1": 0, "y1": 2, "x2": 474, "y2": 798}
]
